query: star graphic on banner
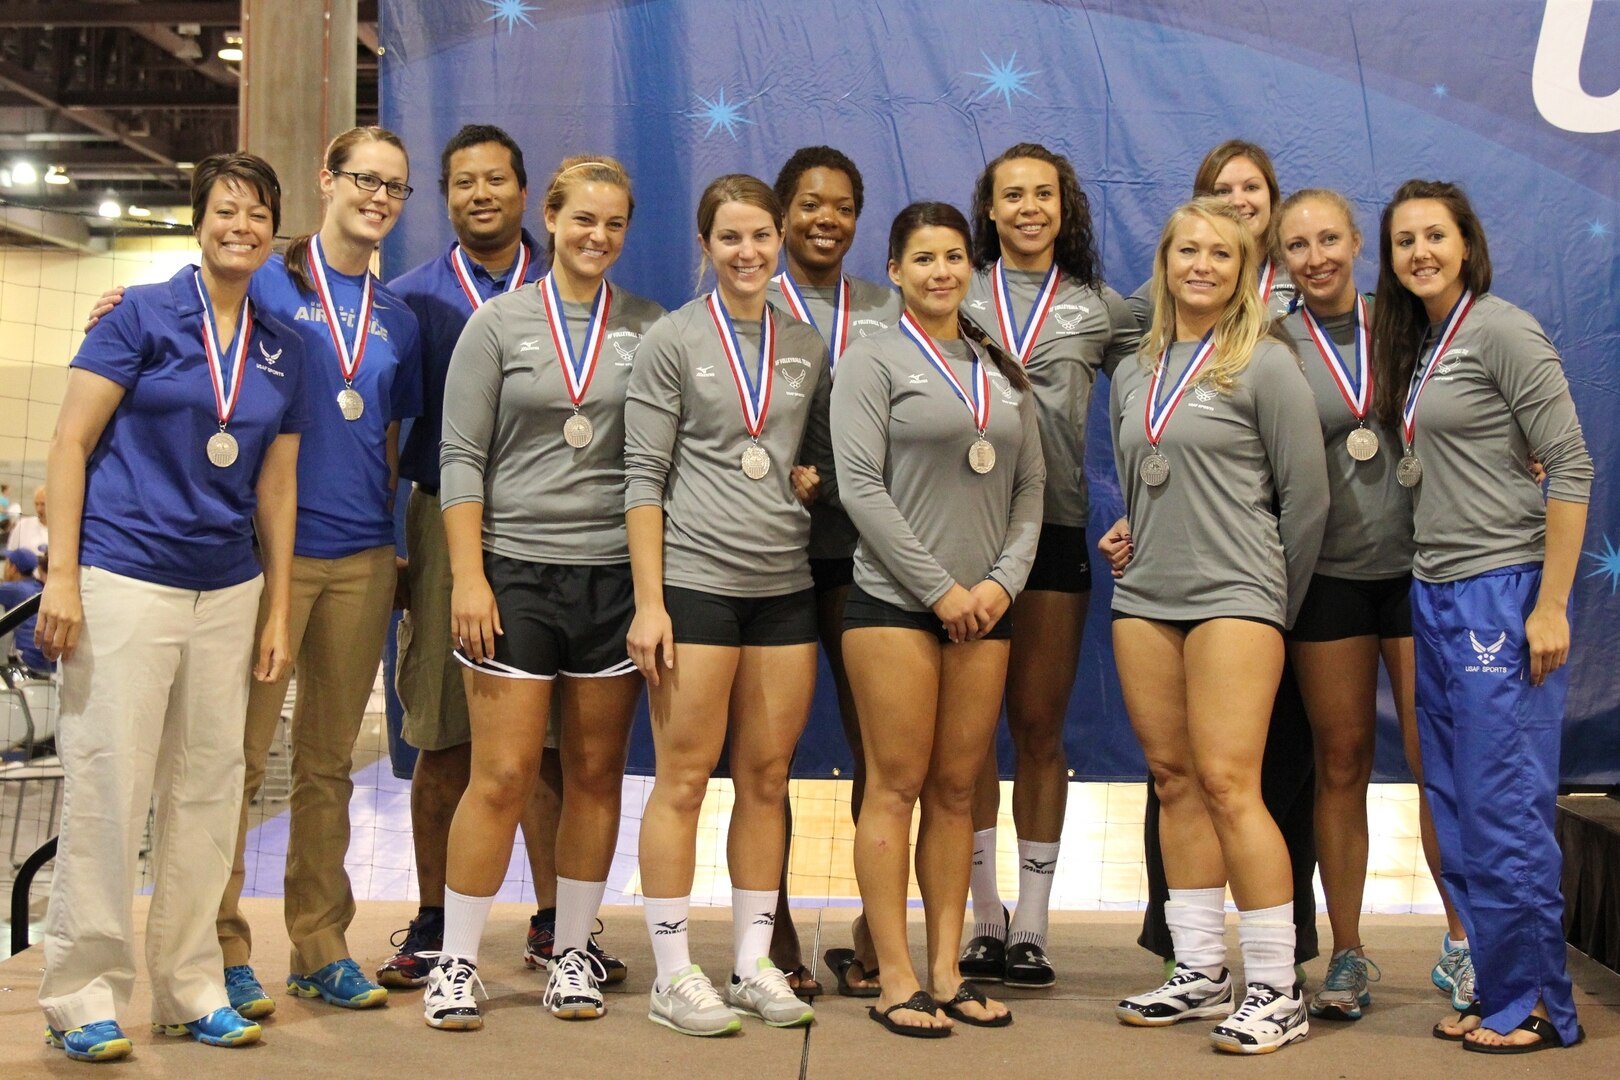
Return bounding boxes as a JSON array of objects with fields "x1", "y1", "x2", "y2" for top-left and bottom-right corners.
[
  {"x1": 971, "y1": 51, "x2": 1039, "y2": 111},
  {"x1": 483, "y1": 0, "x2": 538, "y2": 33},
  {"x1": 689, "y1": 88, "x2": 755, "y2": 139},
  {"x1": 1586, "y1": 219, "x2": 1609, "y2": 239},
  {"x1": 1431, "y1": 83, "x2": 1449, "y2": 98},
  {"x1": 1584, "y1": 535, "x2": 1620, "y2": 593}
]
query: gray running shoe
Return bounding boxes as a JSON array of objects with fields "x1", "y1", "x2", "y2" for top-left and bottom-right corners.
[
  {"x1": 648, "y1": 965, "x2": 742, "y2": 1037},
  {"x1": 728, "y1": 958, "x2": 815, "y2": 1027},
  {"x1": 1309, "y1": 947, "x2": 1380, "y2": 1020}
]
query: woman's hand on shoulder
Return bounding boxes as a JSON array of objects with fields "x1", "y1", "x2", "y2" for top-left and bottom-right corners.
[{"x1": 84, "y1": 285, "x2": 126, "y2": 332}]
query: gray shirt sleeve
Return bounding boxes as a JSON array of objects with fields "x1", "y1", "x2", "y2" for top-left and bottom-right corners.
[
  {"x1": 439, "y1": 301, "x2": 504, "y2": 512},
  {"x1": 1254, "y1": 343, "x2": 1331, "y2": 626}
]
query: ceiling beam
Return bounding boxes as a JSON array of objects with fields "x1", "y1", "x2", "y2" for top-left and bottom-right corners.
[
  {"x1": 0, "y1": 56, "x2": 176, "y2": 167},
  {"x1": 0, "y1": 4, "x2": 242, "y2": 27},
  {"x1": 130, "y1": 24, "x2": 241, "y2": 89},
  {"x1": 57, "y1": 89, "x2": 237, "y2": 109},
  {"x1": 0, "y1": 202, "x2": 93, "y2": 251}
]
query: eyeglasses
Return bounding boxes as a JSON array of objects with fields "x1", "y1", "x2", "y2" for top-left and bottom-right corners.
[{"x1": 332, "y1": 169, "x2": 413, "y2": 201}]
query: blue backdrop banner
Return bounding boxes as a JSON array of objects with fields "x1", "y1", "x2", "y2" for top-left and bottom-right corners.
[{"x1": 379, "y1": 0, "x2": 1620, "y2": 784}]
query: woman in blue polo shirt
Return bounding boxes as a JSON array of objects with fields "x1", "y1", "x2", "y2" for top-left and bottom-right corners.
[{"x1": 34, "y1": 152, "x2": 305, "y2": 1062}]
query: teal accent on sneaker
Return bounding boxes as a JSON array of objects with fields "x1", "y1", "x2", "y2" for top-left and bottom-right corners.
[
  {"x1": 287, "y1": 958, "x2": 388, "y2": 1008},
  {"x1": 45, "y1": 1020, "x2": 132, "y2": 1062},
  {"x1": 152, "y1": 1006, "x2": 262, "y2": 1047},
  {"x1": 224, "y1": 964, "x2": 275, "y2": 1019}
]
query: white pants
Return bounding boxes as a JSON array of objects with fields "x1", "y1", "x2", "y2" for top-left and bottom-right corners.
[{"x1": 39, "y1": 567, "x2": 262, "y2": 1029}]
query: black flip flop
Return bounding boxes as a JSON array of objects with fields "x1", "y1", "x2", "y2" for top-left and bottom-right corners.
[
  {"x1": 1461, "y1": 1014, "x2": 1585, "y2": 1054},
  {"x1": 1432, "y1": 1000, "x2": 1482, "y2": 1041},
  {"x1": 823, "y1": 948, "x2": 881, "y2": 998},
  {"x1": 783, "y1": 964, "x2": 823, "y2": 1001},
  {"x1": 868, "y1": 991, "x2": 950, "y2": 1038},
  {"x1": 939, "y1": 981, "x2": 1013, "y2": 1028}
]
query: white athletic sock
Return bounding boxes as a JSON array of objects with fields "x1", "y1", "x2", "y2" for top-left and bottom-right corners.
[
  {"x1": 644, "y1": 895, "x2": 692, "y2": 990},
  {"x1": 441, "y1": 886, "x2": 494, "y2": 964},
  {"x1": 1007, "y1": 839, "x2": 1060, "y2": 947},
  {"x1": 1446, "y1": 934, "x2": 1469, "y2": 951},
  {"x1": 732, "y1": 888, "x2": 779, "y2": 978},
  {"x1": 1237, "y1": 903, "x2": 1297, "y2": 992},
  {"x1": 554, "y1": 876, "x2": 607, "y2": 957},
  {"x1": 969, "y1": 827, "x2": 1005, "y2": 939},
  {"x1": 1165, "y1": 887, "x2": 1227, "y2": 978}
]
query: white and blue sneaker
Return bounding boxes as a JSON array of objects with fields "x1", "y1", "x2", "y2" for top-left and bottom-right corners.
[
  {"x1": 45, "y1": 1020, "x2": 132, "y2": 1062},
  {"x1": 287, "y1": 958, "x2": 388, "y2": 1009},
  {"x1": 153, "y1": 1006, "x2": 261, "y2": 1048},
  {"x1": 1309, "y1": 947, "x2": 1380, "y2": 1021},
  {"x1": 1210, "y1": 982, "x2": 1309, "y2": 1054},
  {"x1": 1116, "y1": 965, "x2": 1233, "y2": 1026}
]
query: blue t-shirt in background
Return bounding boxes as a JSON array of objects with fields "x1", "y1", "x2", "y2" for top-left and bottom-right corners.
[
  {"x1": 71, "y1": 265, "x2": 311, "y2": 591},
  {"x1": 0, "y1": 577, "x2": 48, "y2": 672},
  {"x1": 251, "y1": 254, "x2": 424, "y2": 558},
  {"x1": 389, "y1": 231, "x2": 544, "y2": 493}
]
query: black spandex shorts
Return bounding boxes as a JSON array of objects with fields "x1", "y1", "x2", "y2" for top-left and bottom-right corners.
[
  {"x1": 1109, "y1": 609, "x2": 1284, "y2": 635},
  {"x1": 457, "y1": 555, "x2": 635, "y2": 680},
  {"x1": 1287, "y1": 572, "x2": 1413, "y2": 642},
  {"x1": 843, "y1": 585, "x2": 1014, "y2": 643},
  {"x1": 663, "y1": 585, "x2": 818, "y2": 647},
  {"x1": 809, "y1": 556, "x2": 855, "y2": 594},
  {"x1": 1023, "y1": 523, "x2": 1092, "y2": 594}
]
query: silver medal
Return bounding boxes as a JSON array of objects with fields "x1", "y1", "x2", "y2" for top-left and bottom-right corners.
[
  {"x1": 1140, "y1": 452, "x2": 1170, "y2": 487},
  {"x1": 967, "y1": 437, "x2": 996, "y2": 475},
  {"x1": 1396, "y1": 453, "x2": 1423, "y2": 488},
  {"x1": 337, "y1": 386, "x2": 365, "y2": 421},
  {"x1": 1345, "y1": 427, "x2": 1379, "y2": 462},
  {"x1": 741, "y1": 443, "x2": 770, "y2": 480},
  {"x1": 207, "y1": 430, "x2": 240, "y2": 468},
  {"x1": 563, "y1": 412, "x2": 594, "y2": 449}
]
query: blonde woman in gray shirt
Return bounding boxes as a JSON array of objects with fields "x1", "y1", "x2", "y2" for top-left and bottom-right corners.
[{"x1": 1109, "y1": 198, "x2": 1328, "y2": 1054}]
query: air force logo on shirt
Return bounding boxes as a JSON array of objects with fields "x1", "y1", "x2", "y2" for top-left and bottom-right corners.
[
  {"x1": 1465, "y1": 629, "x2": 1510, "y2": 674},
  {"x1": 1435, "y1": 348, "x2": 1470, "y2": 378},
  {"x1": 776, "y1": 356, "x2": 811, "y2": 397},
  {"x1": 607, "y1": 329, "x2": 641, "y2": 367},
  {"x1": 256, "y1": 341, "x2": 285, "y2": 377},
  {"x1": 1052, "y1": 303, "x2": 1091, "y2": 334}
]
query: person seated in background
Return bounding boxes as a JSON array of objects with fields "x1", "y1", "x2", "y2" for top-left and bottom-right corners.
[
  {"x1": 7, "y1": 485, "x2": 48, "y2": 555},
  {"x1": 0, "y1": 546, "x2": 49, "y2": 676}
]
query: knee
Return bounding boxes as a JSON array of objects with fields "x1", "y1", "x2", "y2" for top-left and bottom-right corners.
[
  {"x1": 1146, "y1": 758, "x2": 1196, "y2": 807},
  {"x1": 1010, "y1": 715, "x2": 1066, "y2": 768},
  {"x1": 1193, "y1": 765, "x2": 1259, "y2": 823},
  {"x1": 565, "y1": 747, "x2": 627, "y2": 803},
  {"x1": 731, "y1": 753, "x2": 792, "y2": 807},
  {"x1": 651, "y1": 769, "x2": 711, "y2": 818},
  {"x1": 922, "y1": 773, "x2": 975, "y2": 818},
  {"x1": 1317, "y1": 745, "x2": 1373, "y2": 792},
  {"x1": 865, "y1": 770, "x2": 925, "y2": 815},
  {"x1": 469, "y1": 758, "x2": 538, "y2": 814}
]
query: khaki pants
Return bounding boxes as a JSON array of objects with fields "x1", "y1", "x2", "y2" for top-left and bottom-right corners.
[
  {"x1": 41, "y1": 569, "x2": 262, "y2": 1029},
  {"x1": 396, "y1": 488, "x2": 470, "y2": 751},
  {"x1": 216, "y1": 546, "x2": 395, "y2": 974}
]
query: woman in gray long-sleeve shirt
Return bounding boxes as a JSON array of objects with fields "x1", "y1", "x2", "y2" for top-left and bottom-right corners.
[
  {"x1": 1273, "y1": 188, "x2": 1469, "y2": 1023},
  {"x1": 1110, "y1": 198, "x2": 1328, "y2": 1055},
  {"x1": 622, "y1": 174, "x2": 833, "y2": 1037},
  {"x1": 834, "y1": 202, "x2": 1043, "y2": 1037},
  {"x1": 1372, "y1": 180, "x2": 1592, "y2": 1053},
  {"x1": 429, "y1": 156, "x2": 664, "y2": 1030},
  {"x1": 956, "y1": 143, "x2": 1137, "y2": 990}
]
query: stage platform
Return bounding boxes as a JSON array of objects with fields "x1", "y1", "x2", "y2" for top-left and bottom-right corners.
[
  {"x1": 1561, "y1": 794, "x2": 1620, "y2": 975},
  {"x1": 1, "y1": 901, "x2": 1616, "y2": 1077}
]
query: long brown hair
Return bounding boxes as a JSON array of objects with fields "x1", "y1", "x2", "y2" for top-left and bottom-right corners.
[
  {"x1": 1193, "y1": 139, "x2": 1282, "y2": 262},
  {"x1": 283, "y1": 125, "x2": 409, "y2": 294},
  {"x1": 969, "y1": 142, "x2": 1103, "y2": 289},
  {"x1": 694, "y1": 173, "x2": 781, "y2": 293},
  {"x1": 1369, "y1": 179, "x2": 1492, "y2": 426},
  {"x1": 889, "y1": 201, "x2": 1029, "y2": 393}
]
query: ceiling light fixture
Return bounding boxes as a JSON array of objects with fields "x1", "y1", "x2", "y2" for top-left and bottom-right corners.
[
  {"x1": 11, "y1": 161, "x2": 37, "y2": 185},
  {"x1": 97, "y1": 198, "x2": 122, "y2": 219},
  {"x1": 43, "y1": 166, "x2": 71, "y2": 186}
]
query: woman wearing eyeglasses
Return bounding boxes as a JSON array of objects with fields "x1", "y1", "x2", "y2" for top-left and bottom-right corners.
[{"x1": 209, "y1": 126, "x2": 425, "y2": 1015}]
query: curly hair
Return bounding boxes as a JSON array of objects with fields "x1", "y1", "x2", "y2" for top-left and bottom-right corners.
[
  {"x1": 773, "y1": 146, "x2": 864, "y2": 218},
  {"x1": 969, "y1": 142, "x2": 1102, "y2": 289}
]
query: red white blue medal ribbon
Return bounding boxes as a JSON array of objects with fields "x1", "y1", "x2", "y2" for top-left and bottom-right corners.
[
  {"x1": 1301, "y1": 295, "x2": 1372, "y2": 421},
  {"x1": 540, "y1": 273, "x2": 611, "y2": 408},
  {"x1": 899, "y1": 311, "x2": 990, "y2": 433},
  {"x1": 1144, "y1": 331, "x2": 1216, "y2": 449},
  {"x1": 451, "y1": 242, "x2": 530, "y2": 313},
  {"x1": 306, "y1": 233, "x2": 374, "y2": 386},
  {"x1": 772, "y1": 271, "x2": 851, "y2": 365},
  {"x1": 1400, "y1": 290, "x2": 1475, "y2": 449},
  {"x1": 1257, "y1": 258, "x2": 1278, "y2": 303},
  {"x1": 707, "y1": 292, "x2": 775, "y2": 438},
  {"x1": 992, "y1": 259, "x2": 1060, "y2": 366},
  {"x1": 194, "y1": 269, "x2": 251, "y2": 427}
]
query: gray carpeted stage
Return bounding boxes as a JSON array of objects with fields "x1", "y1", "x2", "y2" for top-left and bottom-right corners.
[{"x1": 2, "y1": 901, "x2": 1615, "y2": 1077}]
